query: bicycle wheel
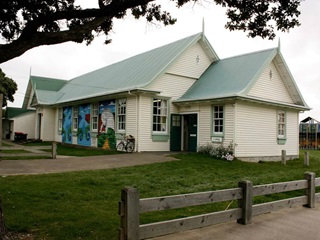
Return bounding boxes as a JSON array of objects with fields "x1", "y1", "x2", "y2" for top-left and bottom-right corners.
[
  {"x1": 126, "y1": 142, "x2": 135, "y2": 153},
  {"x1": 116, "y1": 142, "x2": 125, "y2": 151}
]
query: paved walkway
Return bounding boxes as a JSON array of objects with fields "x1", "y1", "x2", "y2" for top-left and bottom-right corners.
[
  {"x1": 152, "y1": 205, "x2": 320, "y2": 240},
  {"x1": 0, "y1": 152, "x2": 178, "y2": 176},
  {"x1": 0, "y1": 140, "x2": 178, "y2": 176}
]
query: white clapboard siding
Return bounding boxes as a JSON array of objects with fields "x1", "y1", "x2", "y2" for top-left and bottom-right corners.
[
  {"x1": 198, "y1": 105, "x2": 211, "y2": 146},
  {"x1": 285, "y1": 110, "x2": 299, "y2": 156},
  {"x1": 138, "y1": 95, "x2": 170, "y2": 151},
  {"x1": 235, "y1": 103, "x2": 277, "y2": 157},
  {"x1": 223, "y1": 104, "x2": 235, "y2": 147},
  {"x1": 166, "y1": 42, "x2": 212, "y2": 79},
  {"x1": 148, "y1": 74, "x2": 196, "y2": 101},
  {"x1": 11, "y1": 112, "x2": 36, "y2": 140},
  {"x1": 126, "y1": 96, "x2": 138, "y2": 137},
  {"x1": 235, "y1": 102, "x2": 299, "y2": 159},
  {"x1": 197, "y1": 103, "x2": 234, "y2": 148},
  {"x1": 247, "y1": 61, "x2": 294, "y2": 104},
  {"x1": 41, "y1": 107, "x2": 56, "y2": 141},
  {"x1": 54, "y1": 108, "x2": 61, "y2": 142}
]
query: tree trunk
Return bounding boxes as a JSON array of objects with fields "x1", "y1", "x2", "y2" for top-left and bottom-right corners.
[{"x1": 0, "y1": 195, "x2": 10, "y2": 240}]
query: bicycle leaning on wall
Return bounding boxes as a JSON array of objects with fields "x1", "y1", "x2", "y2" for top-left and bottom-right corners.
[{"x1": 116, "y1": 134, "x2": 135, "y2": 153}]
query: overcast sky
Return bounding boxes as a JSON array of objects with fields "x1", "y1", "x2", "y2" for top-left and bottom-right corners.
[{"x1": 0, "y1": 0, "x2": 319, "y2": 121}]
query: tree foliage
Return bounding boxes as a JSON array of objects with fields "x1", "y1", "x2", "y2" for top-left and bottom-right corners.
[
  {"x1": 0, "y1": 0, "x2": 301, "y2": 63},
  {"x1": 0, "y1": 69, "x2": 18, "y2": 107}
]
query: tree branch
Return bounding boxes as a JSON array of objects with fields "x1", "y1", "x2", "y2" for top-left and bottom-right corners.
[{"x1": 0, "y1": 0, "x2": 155, "y2": 63}]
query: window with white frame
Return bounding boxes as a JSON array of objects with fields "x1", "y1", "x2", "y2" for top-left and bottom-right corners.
[
  {"x1": 91, "y1": 103, "x2": 99, "y2": 131},
  {"x1": 213, "y1": 105, "x2": 224, "y2": 135},
  {"x1": 277, "y1": 111, "x2": 286, "y2": 137},
  {"x1": 58, "y1": 108, "x2": 63, "y2": 131},
  {"x1": 72, "y1": 106, "x2": 78, "y2": 131},
  {"x1": 153, "y1": 99, "x2": 168, "y2": 132},
  {"x1": 117, "y1": 98, "x2": 126, "y2": 131}
]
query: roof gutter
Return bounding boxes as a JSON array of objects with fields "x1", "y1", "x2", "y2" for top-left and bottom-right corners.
[
  {"x1": 173, "y1": 95, "x2": 311, "y2": 111},
  {"x1": 51, "y1": 88, "x2": 161, "y2": 107}
]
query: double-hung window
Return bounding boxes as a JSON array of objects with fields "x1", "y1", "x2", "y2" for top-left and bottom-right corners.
[
  {"x1": 277, "y1": 110, "x2": 286, "y2": 144},
  {"x1": 91, "y1": 103, "x2": 99, "y2": 132},
  {"x1": 72, "y1": 106, "x2": 78, "y2": 131},
  {"x1": 117, "y1": 98, "x2": 126, "y2": 131},
  {"x1": 213, "y1": 106, "x2": 224, "y2": 135},
  {"x1": 153, "y1": 99, "x2": 168, "y2": 133}
]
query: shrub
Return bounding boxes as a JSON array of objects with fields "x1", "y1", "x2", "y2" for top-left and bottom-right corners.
[{"x1": 198, "y1": 142, "x2": 234, "y2": 161}]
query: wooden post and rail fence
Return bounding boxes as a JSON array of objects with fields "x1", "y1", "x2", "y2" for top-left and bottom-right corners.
[
  {"x1": 119, "y1": 172, "x2": 319, "y2": 240},
  {"x1": 0, "y1": 142, "x2": 57, "y2": 159}
]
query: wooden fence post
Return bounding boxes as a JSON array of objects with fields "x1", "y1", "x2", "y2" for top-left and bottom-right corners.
[
  {"x1": 52, "y1": 142, "x2": 57, "y2": 159},
  {"x1": 304, "y1": 172, "x2": 315, "y2": 208},
  {"x1": 281, "y1": 150, "x2": 286, "y2": 165},
  {"x1": 237, "y1": 180, "x2": 253, "y2": 225},
  {"x1": 304, "y1": 152, "x2": 310, "y2": 167},
  {"x1": 119, "y1": 187, "x2": 140, "y2": 240}
]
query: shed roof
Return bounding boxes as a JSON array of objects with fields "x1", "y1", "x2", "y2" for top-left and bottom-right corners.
[{"x1": 5, "y1": 107, "x2": 35, "y2": 119}]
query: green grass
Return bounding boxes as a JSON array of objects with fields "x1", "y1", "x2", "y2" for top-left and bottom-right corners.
[
  {"x1": 56, "y1": 144, "x2": 120, "y2": 156},
  {"x1": 0, "y1": 151, "x2": 320, "y2": 239}
]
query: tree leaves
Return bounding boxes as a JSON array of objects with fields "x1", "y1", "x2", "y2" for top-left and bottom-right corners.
[
  {"x1": 0, "y1": 0, "x2": 302, "y2": 63},
  {"x1": 0, "y1": 69, "x2": 18, "y2": 107}
]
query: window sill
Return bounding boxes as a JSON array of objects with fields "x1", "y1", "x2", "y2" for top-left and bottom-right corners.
[
  {"x1": 152, "y1": 134, "x2": 169, "y2": 142},
  {"x1": 277, "y1": 138, "x2": 287, "y2": 145}
]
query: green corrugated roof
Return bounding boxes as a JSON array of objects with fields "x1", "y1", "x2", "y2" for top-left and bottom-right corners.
[
  {"x1": 176, "y1": 48, "x2": 277, "y2": 102},
  {"x1": 5, "y1": 107, "x2": 35, "y2": 118},
  {"x1": 55, "y1": 32, "x2": 209, "y2": 104},
  {"x1": 23, "y1": 76, "x2": 67, "y2": 107},
  {"x1": 31, "y1": 76, "x2": 67, "y2": 91}
]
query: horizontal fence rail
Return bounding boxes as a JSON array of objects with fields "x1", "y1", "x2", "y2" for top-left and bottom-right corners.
[
  {"x1": 119, "y1": 172, "x2": 320, "y2": 240},
  {"x1": 0, "y1": 142, "x2": 57, "y2": 159}
]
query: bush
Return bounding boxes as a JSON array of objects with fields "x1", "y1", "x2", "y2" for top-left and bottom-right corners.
[{"x1": 198, "y1": 142, "x2": 234, "y2": 161}]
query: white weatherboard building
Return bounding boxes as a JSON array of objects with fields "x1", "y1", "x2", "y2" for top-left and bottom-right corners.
[{"x1": 8, "y1": 32, "x2": 310, "y2": 161}]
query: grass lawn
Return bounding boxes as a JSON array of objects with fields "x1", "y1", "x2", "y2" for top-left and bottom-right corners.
[{"x1": 0, "y1": 151, "x2": 320, "y2": 239}]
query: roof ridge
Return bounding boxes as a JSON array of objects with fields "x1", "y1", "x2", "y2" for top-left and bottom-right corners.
[
  {"x1": 220, "y1": 47, "x2": 277, "y2": 61},
  {"x1": 69, "y1": 32, "x2": 202, "y2": 81}
]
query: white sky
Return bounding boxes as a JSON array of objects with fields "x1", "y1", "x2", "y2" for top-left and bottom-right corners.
[{"x1": 0, "y1": 0, "x2": 319, "y2": 121}]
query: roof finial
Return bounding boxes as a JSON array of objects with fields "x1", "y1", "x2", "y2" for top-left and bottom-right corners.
[
  {"x1": 278, "y1": 37, "x2": 281, "y2": 51},
  {"x1": 202, "y1": 17, "x2": 205, "y2": 37}
]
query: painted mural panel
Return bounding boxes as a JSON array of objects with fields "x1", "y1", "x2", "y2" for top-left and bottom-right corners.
[
  {"x1": 98, "y1": 100, "x2": 116, "y2": 150},
  {"x1": 62, "y1": 106, "x2": 72, "y2": 144},
  {"x1": 77, "y1": 104, "x2": 91, "y2": 146}
]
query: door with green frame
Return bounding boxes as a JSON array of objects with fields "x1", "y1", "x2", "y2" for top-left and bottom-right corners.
[
  {"x1": 170, "y1": 114, "x2": 182, "y2": 151},
  {"x1": 186, "y1": 114, "x2": 198, "y2": 152},
  {"x1": 170, "y1": 114, "x2": 198, "y2": 152}
]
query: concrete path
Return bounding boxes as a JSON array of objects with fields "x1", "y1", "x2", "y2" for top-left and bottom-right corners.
[
  {"x1": 0, "y1": 140, "x2": 178, "y2": 176},
  {"x1": 152, "y1": 205, "x2": 320, "y2": 240},
  {"x1": 0, "y1": 152, "x2": 178, "y2": 176}
]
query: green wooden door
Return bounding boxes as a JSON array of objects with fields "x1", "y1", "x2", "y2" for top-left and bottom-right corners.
[
  {"x1": 188, "y1": 114, "x2": 198, "y2": 152},
  {"x1": 170, "y1": 114, "x2": 182, "y2": 151}
]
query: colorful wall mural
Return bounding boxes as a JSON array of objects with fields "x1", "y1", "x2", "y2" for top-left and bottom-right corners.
[
  {"x1": 62, "y1": 106, "x2": 72, "y2": 144},
  {"x1": 77, "y1": 104, "x2": 91, "y2": 146},
  {"x1": 98, "y1": 100, "x2": 116, "y2": 150}
]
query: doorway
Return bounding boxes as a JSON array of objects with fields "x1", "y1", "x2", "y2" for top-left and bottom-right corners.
[
  {"x1": 37, "y1": 113, "x2": 42, "y2": 140},
  {"x1": 170, "y1": 114, "x2": 198, "y2": 152}
]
